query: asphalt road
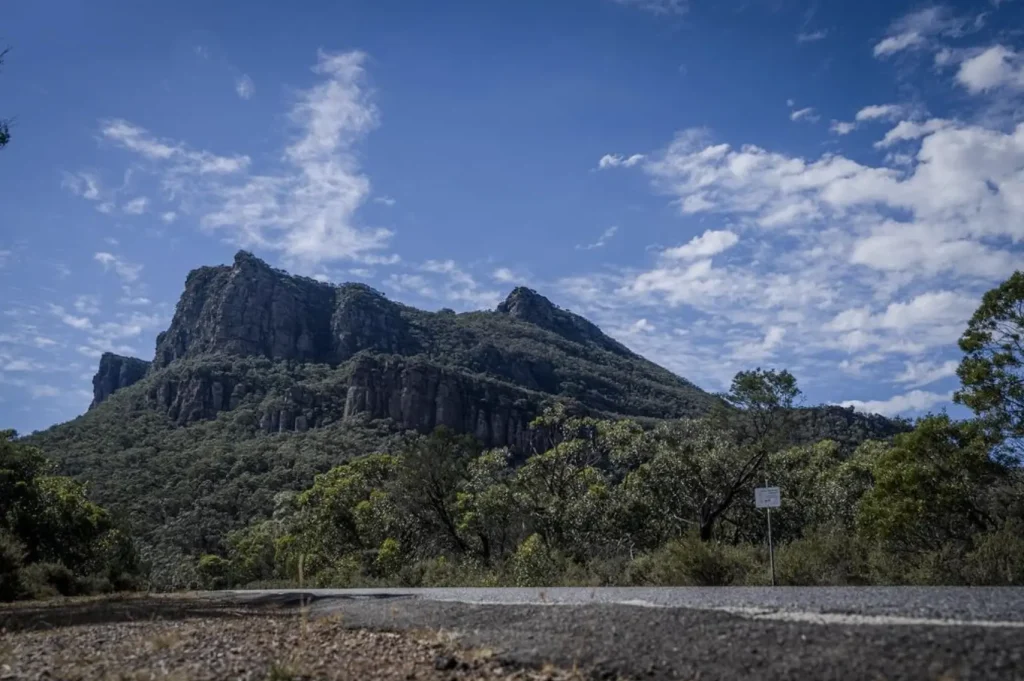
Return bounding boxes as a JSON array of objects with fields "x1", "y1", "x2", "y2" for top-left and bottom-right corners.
[{"x1": 214, "y1": 587, "x2": 1024, "y2": 680}]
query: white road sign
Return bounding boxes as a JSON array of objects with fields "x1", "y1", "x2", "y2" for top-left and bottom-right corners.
[{"x1": 755, "y1": 486, "x2": 781, "y2": 509}]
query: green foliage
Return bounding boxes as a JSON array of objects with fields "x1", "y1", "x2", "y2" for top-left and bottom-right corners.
[
  {"x1": 0, "y1": 530, "x2": 26, "y2": 601},
  {"x1": 509, "y1": 533, "x2": 565, "y2": 587},
  {"x1": 725, "y1": 367, "x2": 801, "y2": 446},
  {"x1": 775, "y1": 529, "x2": 869, "y2": 586},
  {"x1": 0, "y1": 432, "x2": 138, "y2": 601},
  {"x1": 374, "y1": 538, "x2": 403, "y2": 578},
  {"x1": 197, "y1": 554, "x2": 233, "y2": 589},
  {"x1": 856, "y1": 415, "x2": 1003, "y2": 555},
  {"x1": 638, "y1": 534, "x2": 758, "y2": 586},
  {"x1": 200, "y1": 387, "x2": 1024, "y2": 589},
  {"x1": 955, "y1": 271, "x2": 1024, "y2": 449},
  {"x1": 961, "y1": 521, "x2": 1024, "y2": 586}
]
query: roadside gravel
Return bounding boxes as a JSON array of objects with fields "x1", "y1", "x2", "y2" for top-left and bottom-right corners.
[{"x1": 0, "y1": 613, "x2": 591, "y2": 681}]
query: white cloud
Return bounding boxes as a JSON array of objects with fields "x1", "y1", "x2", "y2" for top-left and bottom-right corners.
[
  {"x1": 565, "y1": 110, "x2": 1024, "y2": 403},
  {"x1": 841, "y1": 389, "x2": 951, "y2": 416},
  {"x1": 577, "y1": 226, "x2": 619, "y2": 250},
  {"x1": 73, "y1": 295, "x2": 101, "y2": 315},
  {"x1": 830, "y1": 121, "x2": 857, "y2": 135},
  {"x1": 33, "y1": 336, "x2": 57, "y2": 348},
  {"x1": 629, "y1": 318, "x2": 656, "y2": 334},
  {"x1": 730, "y1": 326, "x2": 786, "y2": 361},
  {"x1": 874, "y1": 32, "x2": 926, "y2": 57},
  {"x1": 873, "y1": 6, "x2": 971, "y2": 58},
  {"x1": 3, "y1": 359, "x2": 40, "y2": 372},
  {"x1": 396, "y1": 259, "x2": 503, "y2": 309},
  {"x1": 200, "y1": 50, "x2": 393, "y2": 266},
  {"x1": 610, "y1": 0, "x2": 688, "y2": 15},
  {"x1": 93, "y1": 312, "x2": 164, "y2": 340},
  {"x1": 161, "y1": 211, "x2": 177, "y2": 224},
  {"x1": 855, "y1": 104, "x2": 905, "y2": 121},
  {"x1": 956, "y1": 45, "x2": 1024, "y2": 93},
  {"x1": 874, "y1": 118, "x2": 951, "y2": 147},
  {"x1": 94, "y1": 252, "x2": 143, "y2": 282},
  {"x1": 49, "y1": 305, "x2": 92, "y2": 330},
  {"x1": 895, "y1": 359, "x2": 959, "y2": 388},
  {"x1": 235, "y1": 74, "x2": 255, "y2": 100},
  {"x1": 386, "y1": 273, "x2": 435, "y2": 299},
  {"x1": 797, "y1": 30, "x2": 828, "y2": 43},
  {"x1": 598, "y1": 153, "x2": 646, "y2": 170},
  {"x1": 662, "y1": 229, "x2": 739, "y2": 260},
  {"x1": 102, "y1": 119, "x2": 251, "y2": 173},
  {"x1": 29, "y1": 385, "x2": 61, "y2": 399},
  {"x1": 122, "y1": 196, "x2": 149, "y2": 215},
  {"x1": 97, "y1": 202, "x2": 115, "y2": 214},
  {"x1": 493, "y1": 267, "x2": 518, "y2": 284},
  {"x1": 61, "y1": 171, "x2": 101, "y2": 200},
  {"x1": 790, "y1": 107, "x2": 820, "y2": 123},
  {"x1": 373, "y1": 195, "x2": 397, "y2": 206}
]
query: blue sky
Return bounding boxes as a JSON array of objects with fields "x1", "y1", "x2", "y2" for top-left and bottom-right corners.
[{"x1": 3, "y1": 0, "x2": 1024, "y2": 433}]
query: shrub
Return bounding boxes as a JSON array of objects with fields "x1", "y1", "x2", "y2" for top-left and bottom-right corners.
[
  {"x1": 775, "y1": 529, "x2": 870, "y2": 586},
  {"x1": 0, "y1": 530, "x2": 26, "y2": 601},
  {"x1": 19, "y1": 562, "x2": 80, "y2": 599},
  {"x1": 396, "y1": 556, "x2": 499, "y2": 587},
  {"x1": 962, "y1": 522, "x2": 1024, "y2": 585},
  {"x1": 374, "y1": 538, "x2": 403, "y2": 579},
  {"x1": 312, "y1": 554, "x2": 370, "y2": 588},
  {"x1": 196, "y1": 554, "x2": 233, "y2": 590},
  {"x1": 509, "y1": 534, "x2": 566, "y2": 587},
  {"x1": 642, "y1": 534, "x2": 758, "y2": 586}
]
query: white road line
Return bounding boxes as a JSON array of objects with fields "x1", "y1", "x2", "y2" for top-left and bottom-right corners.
[
  {"x1": 423, "y1": 596, "x2": 1024, "y2": 628},
  {"x1": 715, "y1": 606, "x2": 1024, "y2": 629}
]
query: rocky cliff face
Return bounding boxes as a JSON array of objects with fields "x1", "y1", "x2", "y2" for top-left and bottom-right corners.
[
  {"x1": 153, "y1": 251, "x2": 421, "y2": 369},
  {"x1": 153, "y1": 251, "x2": 338, "y2": 368},
  {"x1": 90, "y1": 353, "x2": 151, "y2": 409},
  {"x1": 496, "y1": 287, "x2": 632, "y2": 356},
  {"x1": 88, "y1": 250, "x2": 716, "y2": 449}
]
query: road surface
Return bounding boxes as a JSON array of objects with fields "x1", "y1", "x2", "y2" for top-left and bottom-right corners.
[{"x1": 211, "y1": 587, "x2": 1024, "y2": 680}]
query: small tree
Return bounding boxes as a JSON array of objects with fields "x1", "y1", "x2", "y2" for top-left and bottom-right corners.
[
  {"x1": 724, "y1": 368, "x2": 801, "y2": 449},
  {"x1": 955, "y1": 271, "x2": 1024, "y2": 453}
]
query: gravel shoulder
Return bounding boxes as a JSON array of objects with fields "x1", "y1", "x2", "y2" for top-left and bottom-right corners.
[{"x1": 0, "y1": 595, "x2": 590, "y2": 681}]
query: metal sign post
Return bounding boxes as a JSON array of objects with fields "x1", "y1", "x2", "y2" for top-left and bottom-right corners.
[{"x1": 755, "y1": 486, "x2": 781, "y2": 586}]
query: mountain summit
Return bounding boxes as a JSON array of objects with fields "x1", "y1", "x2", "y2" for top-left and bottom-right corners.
[{"x1": 85, "y1": 251, "x2": 714, "y2": 448}]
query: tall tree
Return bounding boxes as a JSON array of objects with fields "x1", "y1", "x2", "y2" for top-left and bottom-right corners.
[
  {"x1": 668, "y1": 368, "x2": 801, "y2": 541},
  {"x1": 391, "y1": 427, "x2": 480, "y2": 556},
  {"x1": 724, "y1": 368, "x2": 801, "y2": 450},
  {"x1": 955, "y1": 271, "x2": 1024, "y2": 453}
]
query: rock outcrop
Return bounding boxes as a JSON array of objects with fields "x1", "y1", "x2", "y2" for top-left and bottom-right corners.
[
  {"x1": 496, "y1": 287, "x2": 633, "y2": 355},
  {"x1": 88, "y1": 250, "x2": 720, "y2": 449},
  {"x1": 90, "y1": 353, "x2": 151, "y2": 409},
  {"x1": 153, "y1": 252, "x2": 421, "y2": 369}
]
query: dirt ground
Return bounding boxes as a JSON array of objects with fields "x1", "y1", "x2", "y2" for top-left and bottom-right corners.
[{"x1": 0, "y1": 595, "x2": 593, "y2": 681}]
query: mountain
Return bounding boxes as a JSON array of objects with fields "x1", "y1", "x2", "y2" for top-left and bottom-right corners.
[
  {"x1": 25, "y1": 251, "x2": 902, "y2": 568},
  {"x1": 86, "y1": 250, "x2": 715, "y2": 447}
]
